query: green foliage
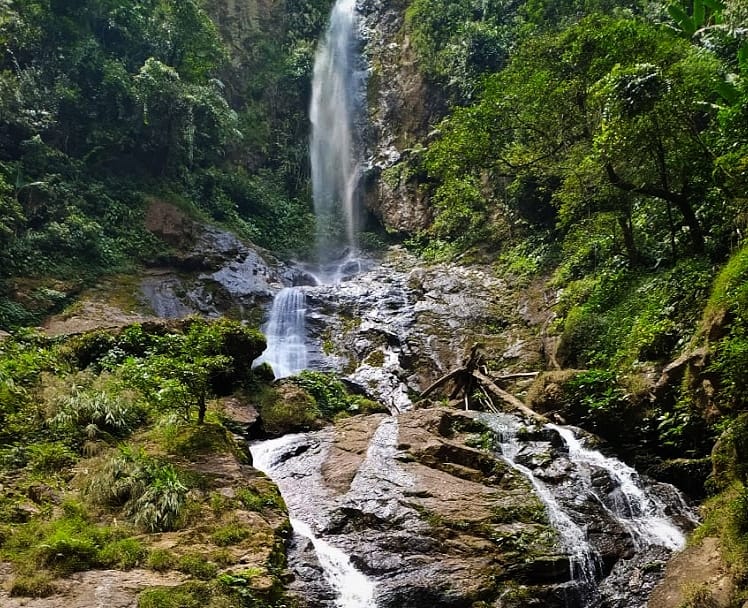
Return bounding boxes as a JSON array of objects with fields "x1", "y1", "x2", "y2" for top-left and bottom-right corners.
[
  {"x1": 86, "y1": 447, "x2": 188, "y2": 532},
  {"x1": 257, "y1": 385, "x2": 320, "y2": 436},
  {"x1": 137, "y1": 583, "x2": 212, "y2": 608},
  {"x1": 1, "y1": 499, "x2": 144, "y2": 576},
  {"x1": 236, "y1": 486, "x2": 285, "y2": 513},
  {"x1": 291, "y1": 371, "x2": 349, "y2": 417},
  {"x1": 8, "y1": 572, "x2": 57, "y2": 598},
  {"x1": 147, "y1": 549, "x2": 177, "y2": 572},
  {"x1": 557, "y1": 259, "x2": 711, "y2": 368},
  {"x1": 211, "y1": 522, "x2": 251, "y2": 547},
  {"x1": 48, "y1": 383, "x2": 146, "y2": 441},
  {"x1": 702, "y1": 244, "x2": 748, "y2": 411},
  {"x1": 26, "y1": 442, "x2": 77, "y2": 473},
  {"x1": 99, "y1": 537, "x2": 148, "y2": 569}
]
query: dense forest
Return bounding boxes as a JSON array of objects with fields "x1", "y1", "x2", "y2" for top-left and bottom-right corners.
[{"x1": 1, "y1": 0, "x2": 748, "y2": 605}]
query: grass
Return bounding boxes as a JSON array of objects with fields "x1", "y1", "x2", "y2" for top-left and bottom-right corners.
[
  {"x1": 9, "y1": 572, "x2": 57, "y2": 597},
  {"x1": 147, "y1": 548, "x2": 177, "y2": 572}
]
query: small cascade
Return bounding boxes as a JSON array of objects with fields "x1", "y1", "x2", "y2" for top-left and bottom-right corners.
[
  {"x1": 482, "y1": 413, "x2": 694, "y2": 607},
  {"x1": 291, "y1": 518, "x2": 376, "y2": 608},
  {"x1": 250, "y1": 434, "x2": 378, "y2": 608},
  {"x1": 253, "y1": 287, "x2": 308, "y2": 378},
  {"x1": 488, "y1": 415, "x2": 600, "y2": 604},
  {"x1": 548, "y1": 424, "x2": 687, "y2": 551},
  {"x1": 310, "y1": 0, "x2": 365, "y2": 258}
]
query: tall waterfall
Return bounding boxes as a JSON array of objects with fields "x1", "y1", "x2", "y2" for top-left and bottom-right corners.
[
  {"x1": 253, "y1": 287, "x2": 308, "y2": 378},
  {"x1": 310, "y1": 0, "x2": 364, "y2": 259}
]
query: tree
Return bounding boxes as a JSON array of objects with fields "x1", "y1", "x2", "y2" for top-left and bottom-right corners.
[{"x1": 425, "y1": 15, "x2": 725, "y2": 261}]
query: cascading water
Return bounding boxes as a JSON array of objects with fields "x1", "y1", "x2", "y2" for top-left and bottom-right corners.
[
  {"x1": 549, "y1": 424, "x2": 689, "y2": 551},
  {"x1": 310, "y1": 0, "x2": 365, "y2": 258},
  {"x1": 250, "y1": 433, "x2": 377, "y2": 608},
  {"x1": 256, "y1": 0, "x2": 366, "y2": 377},
  {"x1": 486, "y1": 414, "x2": 600, "y2": 605},
  {"x1": 482, "y1": 413, "x2": 694, "y2": 607},
  {"x1": 253, "y1": 287, "x2": 308, "y2": 378}
]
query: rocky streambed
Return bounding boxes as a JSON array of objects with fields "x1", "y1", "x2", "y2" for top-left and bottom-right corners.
[{"x1": 251, "y1": 408, "x2": 695, "y2": 607}]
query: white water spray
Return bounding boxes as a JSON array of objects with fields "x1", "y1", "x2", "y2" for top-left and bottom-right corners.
[
  {"x1": 493, "y1": 417, "x2": 600, "y2": 599},
  {"x1": 253, "y1": 287, "x2": 308, "y2": 378},
  {"x1": 310, "y1": 0, "x2": 364, "y2": 258}
]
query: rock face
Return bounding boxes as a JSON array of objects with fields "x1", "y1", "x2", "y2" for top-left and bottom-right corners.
[
  {"x1": 253, "y1": 409, "x2": 565, "y2": 607},
  {"x1": 359, "y1": 0, "x2": 445, "y2": 233},
  {"x1": 252, "y1": 408, "x2": 694, "y2": 607},
  {"x1": 140, "y1": 200, "x2": 283, "y2": 320},
  {"x1": 648, "y1": 537, "x2": 735, "y2": 608},
  {"x1": 298, "y1": 247, "x2": 548, "y2": 410}
]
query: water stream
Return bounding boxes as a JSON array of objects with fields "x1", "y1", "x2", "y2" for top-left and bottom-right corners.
[
  {"x1": 490, "y1": 415, "x2": 601, "y2": 604},
  {"x1": 549, "y1": 424, "x2": 688, "y2": 551},
  {"x1": 250, "y1": 431, "x2": 379, "y2": 608},
  {"x1": 482, "y1": 413, "x2": 693, "y2": 607}
]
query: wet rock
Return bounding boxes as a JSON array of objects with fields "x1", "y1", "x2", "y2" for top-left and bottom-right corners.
[{"x1": 140, "y1": 201, "x2": 283, "y2": 320}]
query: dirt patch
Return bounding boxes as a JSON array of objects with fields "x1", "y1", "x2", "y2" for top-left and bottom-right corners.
[
  {"x1": 0, "y1": 568, "x2": 185, "y2": 608},
  {"x1": 42, "y1": 299, "x2": 152, "y2": 337},
  {"x1": 648, "y1": 536, "x2": 735, "y2": 608}
]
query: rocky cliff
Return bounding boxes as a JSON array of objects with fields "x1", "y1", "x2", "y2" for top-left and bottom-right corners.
[{"x1": 360, "y1": 0, "x2": 445, "y2": 234}]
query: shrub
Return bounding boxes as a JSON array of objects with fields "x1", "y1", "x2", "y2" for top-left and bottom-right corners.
[
  {"x1": 258, "y1": 385, "x2": 320, "y2": 436},
  {"x1": 137, "y1": 583, "x2": 212, "y2": 608},
  {"x1": 87, "y1": 447, "x2": 189, "y2": 532},
  {"x1": 27, "y1": 442, "x2": 76, "y2": 473},
  {"x1": 49, "y1": 388, "x2": 145, "y2": 440},
  {"x1": 147, "y1": 549, "x2": 177, "y2": 572}
]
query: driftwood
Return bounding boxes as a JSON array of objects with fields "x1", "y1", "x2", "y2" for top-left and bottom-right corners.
[{"x1": 420, "y1": 344, "x2": 546, "y2": 423}]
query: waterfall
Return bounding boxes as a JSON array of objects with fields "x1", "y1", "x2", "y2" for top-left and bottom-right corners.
[
  {"x1": 549, "y1": 424, "x2": 688, "y2": 551},
  {"x1": 310, "y1": 0, "x2": 364, "y2": 259},
  {"x1": 253, "y1": 287, "x2": 308, "y2": 378},
  {"x1": 487, "y1": 415, "x2": 600, "y2": 604},
  {"x1": 250, "y1": 434, "x2": 377, "y2": 608},
  {"x1": 482, "y1": 413, "x2": 693, "y2": 607}
]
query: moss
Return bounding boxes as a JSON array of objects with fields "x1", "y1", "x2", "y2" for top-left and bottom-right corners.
[
  {"x1": 177, "y1": 554, "x2": 220, "y2": 580},
  {"x1": 257, "y1": 384, "x2": 321, "y2": 436},
  {"x1": 211, "y1": 521, "x2": 252, "y2": 546},
  {"x1": 147, "y1": 549, "x2": 177, "y2": 572},
  {"x1": 137, "y1": 583, "x2": 213, "y2": 608},
  {"x1": 9, "y1": 572, "x2": 57, "y2": 597},
  {"x1": 364, "y1": 350, "x2": 386, "y2": 368}
]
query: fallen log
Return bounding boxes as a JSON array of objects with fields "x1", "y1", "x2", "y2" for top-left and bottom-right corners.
[
  {"x1": 420, "y1": 368, "x2": 463, "y2": 399},
  {"x1": 471, "y1": 370, "x2": 547, "y2": 423}
]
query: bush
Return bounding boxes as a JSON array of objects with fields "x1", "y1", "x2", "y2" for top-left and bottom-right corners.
[
  {"x1": 9, "y1": 572, "x2": 57, "y2": 597},
  {"x1": 258, "y1": 385, "x2": 320, "y2": 436},
  {"x1": 137, "y1": 583, "x2": 212, "y2": 608},
  {"x1": 27, "y1": 442, "x2": 77, "y2": 472},
  {"x1": 86, "y1": 447, "x2": 189, "y2": 532}
]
